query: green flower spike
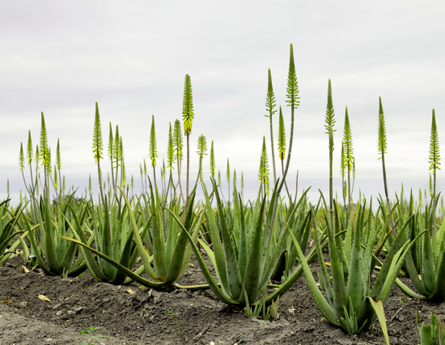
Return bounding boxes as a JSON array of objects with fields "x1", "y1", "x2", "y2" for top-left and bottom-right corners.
[
  {"x1": 93, "y1": 102, "x2": 103, "y2": 163},
  {"x1": 210, "y1": 140, "x2": 215, "y2": 178},
  {"x1": 149, "y1": 115, "x2": 157, "y2": 168}
]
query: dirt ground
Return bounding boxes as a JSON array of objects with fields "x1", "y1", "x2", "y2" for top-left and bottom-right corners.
[{"x1": 1, "y1": 253, "x2": 444, "y2": 345}]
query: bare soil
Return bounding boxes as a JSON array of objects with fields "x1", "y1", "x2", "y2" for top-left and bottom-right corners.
[{"x1": 1, "y1": 254, "x2": 444, "y2": 345}]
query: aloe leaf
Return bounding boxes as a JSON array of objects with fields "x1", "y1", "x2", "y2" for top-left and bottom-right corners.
[
  {"x1": 419, "y1": 323, "x2": 434, "y2": 345},
  {"x1": 404, "y1": 249, "x2": 431, "y2": 297},
  {"x1": 179, "y1": 208, "x2": 203, "y2": 278},
  {"x1": 57, "y1": 236, "x2": 78, "y2": 273},
  {"x1": 265, "y1": 228, "x2": 347, "y2": 305},
  {"x1": 394, "y1": 278, "x2": 425, "y2": 299},
  {"x1": 148, "y1": 182, "x2": 167, "y2": 280},
  {"x1": 369, "y1": 220, "x2": 409, "y2": 298},
  {"x1": 367, "y1": 297, "x2": 390, "y2": 345},
  {"x1": 312, "y1": 209, "x2": 334, "y2": 305},
  {"x1": 210, "y1": 178, "x2": 242, "y2": 299},
  {"x1": 22, "y1": 216, "x2": 53, "y2": 275},
  {"x1": 61, "y1": 236, "x2": 166, "y2": 288},
  {"x1": 61, "y1": 209, "x2": 109, "y2": 281},
  {"x1": 286, "y1": 219, "x2": 340, "y2": 326},
  {"x1": 40, "y1": 199, "x2": 59, "y2": 273},
  {"x1": 116, "y1": 185, "x2": 159, "y2": 281},
  {"x1": 242, "y1": 195, "x2": 266, "y2": 302},
  {"x1": 165, "y1": 193, "x2": 201, "y2": 283},
  {"x1": 343, "y1": 218, "x2": 353, "y2": 266},
  {"x1": 0, "y1": 231, "x2": 23, "y2": 254},
  {"x1": 379, "y1": 230, "x2": 426, "y2": 303},
  {"x1": 197, "y1": 238, "x2": 234, "y2": 298},
  {"x1": 422, "y1": 228, "x2": 437, "y2": 294},
  {"x1": 0, "y1": 230, "x2": 28, "y2": 264},
  {"x1": 432, "y1": 234, "x2": 445, "y2": 300},
  {"x1": 260, "y1": 179, "x2": 280, "y2": 276},
  {"x1": 201, "y1": 182, "x2": 230, "y2": 295},
  {"x1": 347, "y1": 206, "x2": 365, "y2": 314},
  {"x1": 110, "y1": 231, "x2": 137, "y2": 284},
  {"x1": 257, "y1": 219, "x2": 289, "y2": 298},
  {"x1": 238, "y1": 193, "x2": 248, "y2": 282},
  {"x1": 164, "y1": 205, "x2": 177, "y2": 271},
  {"x1": 166, "y1": 207, "x2": 238, "y2": 305},
  {"x1": 328, "y1": 201, "x2": 348, "y2": 319}
]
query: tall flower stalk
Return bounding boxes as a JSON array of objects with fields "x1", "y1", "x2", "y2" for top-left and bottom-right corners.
[
  {"x1": 55, "y1": 139, "x2": 62, "y2": 204},
  {"x1": 173, "y1": 119, "x2": 185, "y2": 204},
  {"x1": 324, "y1": 79, "x2": 336, "y2": 236},
  {"x1": 342, "y1": 107, "x2": 354, "y2": 227},
  {"x1": 429, "y1": 108, "x2": 441, "y2": 241},
  {"x1": 210, "y1": 140, "x2": 215, "y2": 179},
  {"x1": 378, "y1": 97, "x2": 395, "y2": 236},
  {"x1": 265, "y1": 68, "x2": 277, "y2": 186},
  {"x1": 149, "y1": 115, "x2": 158, "y2": 187},
  {"x1": 193, "y1": 134, "x2": 207, "y2": 190},
  {"x1": 93, "y1": 102, "x2": 105, "y2": 205},
  {"x1": 277, "y1": 106, "x2": 292, "y2": 202},
  {"x1": 39, "y1": 112, "x2": 51, "y2": 208},
  {"x1": 182, "y1": 74, "x2": 194, "y2": 210},
  {"x1": 279, "y1": 43, "x2": 300, "y2": 194},
  {"x1": 258, "y1": 136, "x2": 270, "y2": 197},
  {"x1": 166, "y1": 122, "x2": 175, "y2": 199}
]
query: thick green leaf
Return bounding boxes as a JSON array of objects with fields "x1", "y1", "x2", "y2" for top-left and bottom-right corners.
[
  {"x1": 166, "y1": 207, "x2": 238, "y2": 305},
  {"x1": 61, "y1": 236, "x2": 165, "y2": 288},
  {"x1": 286, "y1": 220, "x2": 340, "y2": 326},
  {"x1": 367, "y1": 297, "x2": 390, "y2": 345},
  {"x1": 210, "y1": 178, "x2": 242, "y2": 300}
]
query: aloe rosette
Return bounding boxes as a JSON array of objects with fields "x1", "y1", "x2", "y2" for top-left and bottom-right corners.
[
  {"x1": 0, "y1": 200, "x2": 26, "y2": 265},
  {"x1": 169, "y1": 178, "x2": 330, "y2": 307},
  {"x1": 396, "y1": 193, "x2": 445, "y2": 301},
  {"x1": 23, "y1": 195, "x2": 88, "y2": 276},
  {"x1": 417, "y1": 312, "x2": 445, "y2": 345},
  {"x1": 288, "y1": 200, "x2": 425, "y2": 344},
  {"x1": 62, "y1": 184, "x2": 206, "y2": 289}
]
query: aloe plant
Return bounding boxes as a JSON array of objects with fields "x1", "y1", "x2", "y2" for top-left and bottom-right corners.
[
  {"x1": 395, "y1": 189, "x2": 445, "y2": 301},
  {"x1": 288, "y1": 199, "x2": 425, "y2": 344},
  {"x1": 23, "y1": 194, "x2": 87, "y2": 276},
  {"x1": 0, "y1": 199, "x2": 25, "y2": 265},
  {"x1": 63, "y1": 184, "x2": 206, "y2": 289},
  {"x1": 61, "y1": 197, "x2": 139, "y2": 283},
  {"x1": 170, "y1": 179, "x2": 325, "y2": 307},
  {"x1": 417, "y1": 312, "x2": 445, "y2": 345}
]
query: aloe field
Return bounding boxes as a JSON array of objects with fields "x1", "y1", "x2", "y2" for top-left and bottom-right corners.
[{"x1": 1, "y1": 43, "x2": 445, "y2": 345}]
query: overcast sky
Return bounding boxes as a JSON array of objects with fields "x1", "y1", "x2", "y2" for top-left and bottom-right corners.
[{"x1": 1, "y1": 1, "x2": 445, "y2": 205}]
